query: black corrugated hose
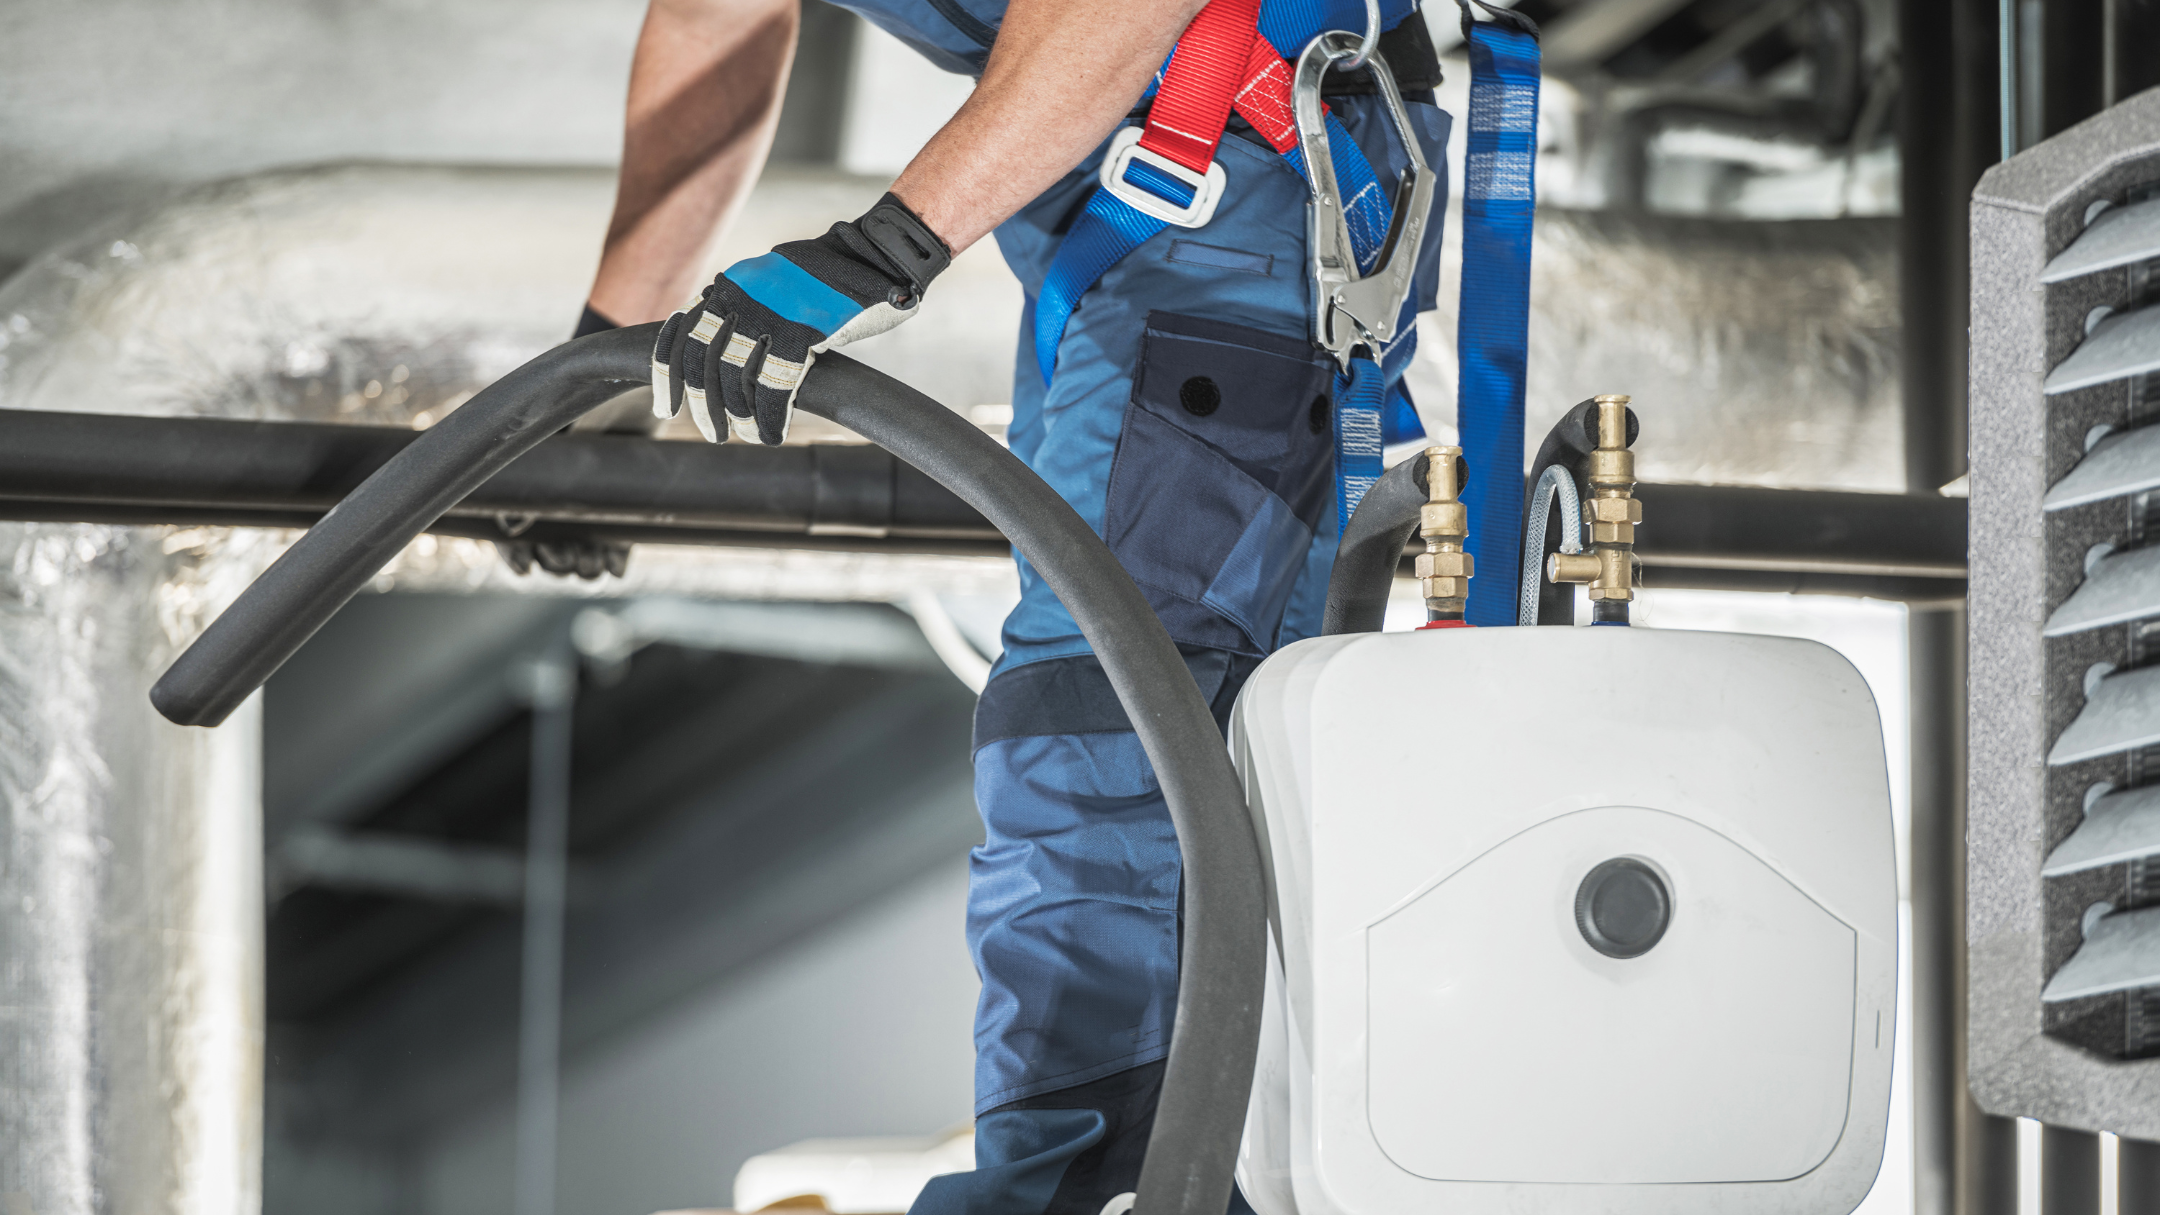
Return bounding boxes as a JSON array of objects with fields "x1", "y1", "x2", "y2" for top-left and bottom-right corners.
[{"x1": 148, "y1": 323, "x2": 1265, "y2": 1215}]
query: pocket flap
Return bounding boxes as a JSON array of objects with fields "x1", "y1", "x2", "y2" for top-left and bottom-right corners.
[{"x1": 1130, "y1": 312, "x2": 1334, "y2": 502}]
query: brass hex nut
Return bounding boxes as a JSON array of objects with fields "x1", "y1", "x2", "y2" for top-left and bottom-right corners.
[
  {"x1": 1583, "y1": 497, "x2": 1643, "y2": 523},
  {"x1": 1415, "y1": 550, "x2": 1474, "y2": 579},
  {"x1": 1588, "y1": 521, "x2": 1637, "y2": 545},
  {"x1": 1421, "y1": 576, "x2": 1469, "y2": 600}
]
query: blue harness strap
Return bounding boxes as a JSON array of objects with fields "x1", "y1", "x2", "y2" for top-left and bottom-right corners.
[
  {"x1": 1453, "y1": 0, "x2": 1539, "y2": 627},
  {"x1": 1032, "y1": 109, "x2": 1392, "y2": 385},
  {"x1": 1033, "y1": 186, "x2": 1171, "y2": 386},
  {"x1": 1331, "y1": 356, "x2": 1387, "y2": 529},
  {"x1": 1329, "y1": 282, "x2": 1426, "y2": 533}
]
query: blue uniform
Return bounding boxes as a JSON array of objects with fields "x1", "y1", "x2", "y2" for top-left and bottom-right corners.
[{"x1": 823, "y1": 0, "x2": 1450, "y2": 1209}]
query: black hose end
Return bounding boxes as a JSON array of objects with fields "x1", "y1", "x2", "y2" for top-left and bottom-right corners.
[
  {"x1": 1323, "y1": 455, "x2": 1434, "y2": 636},
  {"x1": 146, "y1": 323, "x2": 662, "y2": 730},
  {"x1": 149, "y1": 665, "x2": 236, "y2": 727},
  {"x1": 1555, "y1": 398, "x2": 1638, "y2": 454},
  {"x1": 1407, "y1": 451, "x2": 1469, "y2": 500}
]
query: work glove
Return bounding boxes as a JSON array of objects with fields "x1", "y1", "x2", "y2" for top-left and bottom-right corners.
[
  {"x1": 651, "y1": 192, "x2": 952, "y2": 445},
  {"x1": 497, "y1": 530, "x2": 631, "y2": 580},
  {"x1": 495, "y1": 303, "x2": 638, "y2": 580}
]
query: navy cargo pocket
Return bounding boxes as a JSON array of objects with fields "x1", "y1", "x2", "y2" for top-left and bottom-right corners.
[{"x1": 1102, "y1": 312, "x2": 1336, "y2": 655}]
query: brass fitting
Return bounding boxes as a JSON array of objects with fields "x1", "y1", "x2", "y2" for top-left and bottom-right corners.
[
  {"x1": 1414, "y1": 444, "x2": 1472, "y2": 620},
  {"x1": 1547, "y1": 395, "x2": 1639, "y2": 604}
]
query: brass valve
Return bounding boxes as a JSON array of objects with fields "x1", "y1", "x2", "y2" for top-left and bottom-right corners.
[
  {"x1": 1548, "y1": 395, "x2": 1640, "y2": 609},
  {"x1": 1414, "y1": 444, "x2": 1472, "y2": 621}
]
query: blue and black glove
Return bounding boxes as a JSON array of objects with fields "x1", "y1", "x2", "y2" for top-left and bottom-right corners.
[{"x1": 653, "y1": 193, "x2": 952, "y2": 445}]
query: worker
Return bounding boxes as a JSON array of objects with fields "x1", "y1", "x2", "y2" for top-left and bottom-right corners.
[{"x1": 583, "y1": 0, "x2": 1453, "y2": 1207}]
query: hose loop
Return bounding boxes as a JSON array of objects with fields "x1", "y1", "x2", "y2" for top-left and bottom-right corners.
[{"x1": 1519, "y1": 463, "x2": 1582, "y2": 626}]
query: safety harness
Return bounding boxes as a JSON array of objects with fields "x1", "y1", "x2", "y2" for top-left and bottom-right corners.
[
  {"x1": 1034, "y1": 0, "x2": 1537, "y2": 573},
  {"x1": 1032, "y1": 0, "x2": 1400, "y2": 382},
  {"x1": 1032, "y1": 0, "x2": 1404, "y2": 532}
]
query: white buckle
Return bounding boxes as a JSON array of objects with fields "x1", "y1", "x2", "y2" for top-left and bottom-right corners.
[{"x1": 1099, "y1": 127, "x2": 1226, "y2": 229}]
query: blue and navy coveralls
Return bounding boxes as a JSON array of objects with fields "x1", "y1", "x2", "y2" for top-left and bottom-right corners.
[{"x1": 827, "y1": 2, "x2": 1449, "y2": 1210}]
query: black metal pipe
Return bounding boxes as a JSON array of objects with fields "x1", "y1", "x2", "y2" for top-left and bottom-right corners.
[
  {"x1": 0, "y1": 409, "x2": 1973, "y2": 598},
  {"x1": 1632, "y1": 484, "x2": 1967, "y2": 578},
  {"x1": 1899, "y1": 0, "x2": 1996, "y2": 497},
  {"x1": 1912, "y1": 604, "x2": 2002, "y2": 1215},
  {"x1": 1967, "y1": 1108, "x2": 2020, "y2": 1215},
  {"x1": 2041, "y1": 1125, "x2": 2101, "y2": 1215},
  {"x1": 2040, "y1": 0, "x2": 2108, "y2": 140},
  {"x1": 0, "y1": 409, "x2": 988, "y2": 538},
  {"x1": 2112, "y1": 0, "x2": 2160, "y2": 106},
  {"x1": 1636, "y1": 564, "x2": 1965, "y2": 602},
  {"x1": 0, "y1": 500, "x2": 1012, "y2": 558},
  {"x1": 2120, "y1": 1136, "x2": 2160, "y2": 1212},
  {"x1": 1900, "y1": 3, "x2": 2003, "y2": 1212}
]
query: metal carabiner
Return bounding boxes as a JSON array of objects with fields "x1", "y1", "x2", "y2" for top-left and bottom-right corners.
[
  {"x1": 1292, "y1": 28, "x2": 1438, "y2": 368},
  {"x1": 1338, "y1": 0, "x2": 1381, "y2": 71}
]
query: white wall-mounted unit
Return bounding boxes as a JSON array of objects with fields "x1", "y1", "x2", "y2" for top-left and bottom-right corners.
[{"x1": 1233, "y1": 626, "x2": 1896, "y2": 1215}]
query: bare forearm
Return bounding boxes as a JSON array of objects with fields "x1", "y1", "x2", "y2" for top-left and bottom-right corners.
[
  {"x1": 588, "y1": 0, "x2": 799, "y2": 324},
  {"x1": 891, "y1": 0, "x2": 1209, "y2": 253}
]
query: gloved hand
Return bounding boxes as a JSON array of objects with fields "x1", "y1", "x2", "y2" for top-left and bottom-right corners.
[
  {"x1": 496, "y1": 530, "x2": 631, "y2": 580},
  {"x1": 495, "y1": 303, "x2": 639, "y2": 580},
  {"x1": 653, "y1": 192, "x2": 952, "y2": 445}
]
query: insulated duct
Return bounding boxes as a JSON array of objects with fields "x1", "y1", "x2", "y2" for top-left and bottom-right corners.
[
  {"x1": 1526, "y1": 210, "x2": 1900, "y2": 491},
  {"x1": 1410, "y1": 208, "x2": 1902, "y2": 491},
  {"x1": 0, "y1": 164, "x2": 429, "y2": 1215},
  {"x1": 0, "y1": 162, "x2": 1020, "y2": 437},
  {"x1": 0, "y1": 169, "x2": 501, "y2": 1215},
  {"x1": 0, "y1": 526, "x2": 276, "y2": 1215}
]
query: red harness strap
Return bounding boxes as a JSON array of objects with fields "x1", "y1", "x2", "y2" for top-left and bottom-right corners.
[
  {"x1": 1146, "y1": 3, "x2": 1319, "y2": 169},
  {"x1": 1231, "y1": 38, "x2": 1306, "y2": 155},
  {"x1": 1136, "y1": 0, "x2": 1264, "y2": 174}
]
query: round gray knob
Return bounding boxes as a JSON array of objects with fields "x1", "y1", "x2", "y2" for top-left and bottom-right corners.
[{"x1": 1575, "y1": 857, "x2": 1671, "y2": 959}]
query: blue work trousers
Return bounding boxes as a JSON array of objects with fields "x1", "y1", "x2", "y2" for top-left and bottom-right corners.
[{"x1": 910, "y1": 91, "x2": 1448, "y2": 1215}]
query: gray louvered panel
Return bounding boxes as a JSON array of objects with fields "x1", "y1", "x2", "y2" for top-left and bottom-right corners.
[
  {"x1": 2045, "y1": 786, "x2": 2160, "y2": 875},
  {"x1": 2048, "y1": 663, "x2": 2160, "y2": 766},
  {"x1": 1967, "y1": 81, "x2": 2160, "y2": 1136},
  {"x1": 2043, "y1": 423, "x2": 2160, "y2": 510},
  {"x1": 2045, "y1": 545, "x2": 2160, "y2": 636},
  {"x1": 2046, "y1": 305, "x2": 2160, "y2": 395},
  {"x1": 2043, "y1": 906, "x2": 2160, "y2": 1001},
  {"x1": 2042, "y1": 197, "x2": 2160, "y2": 283}
]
